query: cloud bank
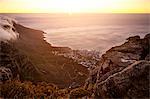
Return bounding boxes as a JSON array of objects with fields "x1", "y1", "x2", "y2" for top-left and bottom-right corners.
[{"x1": 0, "y1": 15, "x2": 19, "y2": 41}]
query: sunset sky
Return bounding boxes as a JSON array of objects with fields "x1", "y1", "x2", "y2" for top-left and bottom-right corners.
[{"x1": 0, "y1": 0, "x2": 149, "y2": 13}]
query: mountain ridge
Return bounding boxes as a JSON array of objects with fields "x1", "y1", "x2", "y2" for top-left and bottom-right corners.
[
  {"x1": 0, "y1": 16, "x2": 149, "y2": 98},
  {"x1": 0, "y1": 23, "x2": 89, "y2": 87}
]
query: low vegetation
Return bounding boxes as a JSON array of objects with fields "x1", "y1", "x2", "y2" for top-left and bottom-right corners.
[{"x1": 1, "y1": 80, "x2": 92, "y2": 98}]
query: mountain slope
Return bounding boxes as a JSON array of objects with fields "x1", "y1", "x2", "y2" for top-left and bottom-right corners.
[
  {"x1": 0, "y1": 41, "x2": 42, "y2": 81},
  {"x1": 12, "y1": 23, "x2": 88, "y2": 87}
]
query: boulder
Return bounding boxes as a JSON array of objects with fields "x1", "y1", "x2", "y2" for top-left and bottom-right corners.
[{"x1": 0, "y1": 67, "x2": 12, "y2": 82}]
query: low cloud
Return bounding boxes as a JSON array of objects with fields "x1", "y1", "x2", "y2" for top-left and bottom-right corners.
[{"x1": 0, "y1": 15, "x2": 19, "y2": 41}]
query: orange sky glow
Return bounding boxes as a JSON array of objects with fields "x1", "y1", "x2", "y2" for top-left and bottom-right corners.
[{"x1": 0, "y1": 0, "x2": 149, "y2": 13}]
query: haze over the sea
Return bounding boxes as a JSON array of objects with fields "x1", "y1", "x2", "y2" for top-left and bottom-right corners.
[
  {"x1": 0, "y1": 0, "x2": 149, "y2": 52},
  {"x1": 2, "y1": 13, "x2": 149, "y2": 52}
]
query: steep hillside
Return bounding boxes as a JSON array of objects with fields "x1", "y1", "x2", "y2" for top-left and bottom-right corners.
[
  {"x1": 0, "y1": 41, "x2": 42, "y2": 82},
  {"x1": 0, "y1": 15, "x2": 149, "y2": 98},
  {"x1": 12, "y1": 23, "x2": 88, "y2": 87},
  {"x1": 1, "y1": 33, "x2": 149, "y2": 99}
]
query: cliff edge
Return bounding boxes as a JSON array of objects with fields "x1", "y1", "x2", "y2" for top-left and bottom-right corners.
[{"x1": 85, "y1": 34, "x2": 150, "y2": 98}]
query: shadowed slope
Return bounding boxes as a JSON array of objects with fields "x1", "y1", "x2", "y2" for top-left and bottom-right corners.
[{"x1": 13, "y1": 24, "x2": 88, "y2": 87}]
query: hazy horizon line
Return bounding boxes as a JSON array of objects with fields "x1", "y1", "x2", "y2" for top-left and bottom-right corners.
[{"x1": 0, "y1": 12, "x2": 149, "y2": 14}]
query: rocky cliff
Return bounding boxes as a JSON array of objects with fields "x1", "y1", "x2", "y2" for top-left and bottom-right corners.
[{"x1": 85, "y1": 34, "x2": 150, "y2": 98}]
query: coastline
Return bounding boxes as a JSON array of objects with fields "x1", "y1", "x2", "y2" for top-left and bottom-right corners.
[{"x1": 11, "y1": 23, "x2": 89, "y2": 87}]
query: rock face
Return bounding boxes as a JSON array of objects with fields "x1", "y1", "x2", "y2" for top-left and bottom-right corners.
[
  {"x1": 96, "y1": 61, "x2": 149, "y2": 98},
  {"x1": 85, "y1": 34, "x2": 150, "y2": 98},
  {"x1": 0, "y1": 67, "x2": 12, "y2": 82}
]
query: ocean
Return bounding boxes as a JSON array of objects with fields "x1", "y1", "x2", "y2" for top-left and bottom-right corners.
[{"x1": 2, "y1": 13, "x2": 149, "y2": 52}]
